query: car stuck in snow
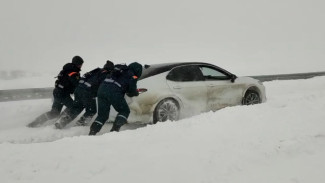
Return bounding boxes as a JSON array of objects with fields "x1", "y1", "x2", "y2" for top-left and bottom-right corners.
[{"x1": 123, "y1": 62, "x2": 266, "y2": 124}]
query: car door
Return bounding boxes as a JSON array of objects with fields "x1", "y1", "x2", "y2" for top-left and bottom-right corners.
[
  {"x1": 166, "y1": 65, "x2": 208, "y2": 114},
  {"x1": 199, "y1": 65, "x2": 244, "y2": 111}
]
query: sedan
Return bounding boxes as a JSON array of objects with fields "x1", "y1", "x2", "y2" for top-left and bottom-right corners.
[{"x1": 124, "y1": 62, "x2": 266, "y2": 124}]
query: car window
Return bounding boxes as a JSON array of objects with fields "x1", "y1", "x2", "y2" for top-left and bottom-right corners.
[
  {"x1": 167, "y1": 65, "x2": 204, "y2": 82},
  {"x1": 200, "y1": 66, "x2": 229, "y2": 80},
  {"x1": 139, "y1": 64, "x2": 175, "y2": 80}
]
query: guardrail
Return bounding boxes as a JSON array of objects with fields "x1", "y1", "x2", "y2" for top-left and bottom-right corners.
[
  {"x1": 249, "y1": 71, "x2": 325, "y2": 82},
  {"x1": 1, "y1": 71, "x2": 325, "y2": 102},
  {"x1": 0, "y1": 87, "x2": 53, "y2": 102}
]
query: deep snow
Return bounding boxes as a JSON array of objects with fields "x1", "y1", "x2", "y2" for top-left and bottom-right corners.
[{"x1": 1, "y1": 76, "x2": 325, "y2": 183}]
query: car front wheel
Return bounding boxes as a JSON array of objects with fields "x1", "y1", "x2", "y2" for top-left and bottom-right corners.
[
  {"x1": 242, "y1": 90, "x2": 261, "y2": 105},
  {"x1": 153, "y1": 98, "x2": 180, "y2": 124}
]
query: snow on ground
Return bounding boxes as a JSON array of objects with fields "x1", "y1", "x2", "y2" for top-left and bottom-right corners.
[{"x1": 1, "y1": 76, "x2": 325, "y2": 183}]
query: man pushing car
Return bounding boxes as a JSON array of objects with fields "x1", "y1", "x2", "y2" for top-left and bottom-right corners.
[{"x1": 89, "y1": 62, "x2": 143, "y2": 135}]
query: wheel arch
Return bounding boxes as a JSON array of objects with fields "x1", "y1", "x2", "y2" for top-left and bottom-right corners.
[{"x1": 243, "y1": 85, "x2": 261, "y2": 97}]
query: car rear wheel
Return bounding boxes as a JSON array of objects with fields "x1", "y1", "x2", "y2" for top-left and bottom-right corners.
[
  {"x1": 242, "y1": 90, "x2": 261, "y2": 105},
  {"x1": 153, "y1": 98, "x2": 180, "y2": 124}
]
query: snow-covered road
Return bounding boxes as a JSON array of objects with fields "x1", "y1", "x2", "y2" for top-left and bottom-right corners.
[{"x1": 1, "y1": 77, "x2": 325, "y2": 183}]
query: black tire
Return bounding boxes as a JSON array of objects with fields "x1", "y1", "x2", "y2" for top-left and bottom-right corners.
[
  {"x1": 153, "y1": 98, "x2": 180, "y2": 124},
  {"x1": 242, "y1": 90, "x2": 261, "y2": 105}
]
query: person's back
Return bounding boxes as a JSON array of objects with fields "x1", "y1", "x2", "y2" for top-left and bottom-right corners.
[
  {"x1": 104, "y1": 62, "x2": 142, "y2": 96},
  {"x1": 55, "y1": 62, "x2": 82, "y2": 94},
  {"x1": 78, "y1": 60, "x2": 114, "y2": 96},
  {"x1": 78, "y1": 67, "x2": 103, "y2": 95}
]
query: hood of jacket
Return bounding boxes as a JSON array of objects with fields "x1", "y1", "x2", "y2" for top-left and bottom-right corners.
[
  {"x1": 63, "y1": 63, "x2": 81, "y2": 72},
  {"x1": 128, "y1": 62, "x2": 142, "y2": 78}
]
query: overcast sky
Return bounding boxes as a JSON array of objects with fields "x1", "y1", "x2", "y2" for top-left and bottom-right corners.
[{"x1": 1, "y1": 0, "x2": 324, "y2": 74}]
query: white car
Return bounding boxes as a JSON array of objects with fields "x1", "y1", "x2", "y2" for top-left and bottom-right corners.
[{"x1": 125, "y1": 62, "x2": 266, "y2": 124}]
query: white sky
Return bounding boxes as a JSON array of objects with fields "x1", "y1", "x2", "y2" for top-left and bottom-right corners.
[{"x1": 1, "y1": 0, "x2": 325, "y2": 75}]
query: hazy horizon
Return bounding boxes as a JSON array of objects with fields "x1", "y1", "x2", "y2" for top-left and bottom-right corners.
[{"x1": 1, "y1": 0, "x2": 325, "y2": 75}]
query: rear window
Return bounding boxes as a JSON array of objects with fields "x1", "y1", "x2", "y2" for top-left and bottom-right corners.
[{"x1": 139, "y1": 64, "x2": 175, "y2": 80}]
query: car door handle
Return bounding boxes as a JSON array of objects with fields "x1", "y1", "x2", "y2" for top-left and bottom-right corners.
[
  {"x1": 173, "y1": 86, "x2": 182, "y2": 89},
  {"x1": 208, "y1": 84, "x2": 215, "y2": 87}
]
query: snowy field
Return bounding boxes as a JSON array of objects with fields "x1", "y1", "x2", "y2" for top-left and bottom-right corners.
[
  {"x1": 1, "y1": 0, "x2": 325, "y2": 182},
  {"x1": 1, "y1": 76, "x2": 325, "y2": 183}
]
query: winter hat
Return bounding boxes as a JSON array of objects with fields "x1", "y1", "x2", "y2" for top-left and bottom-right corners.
[
  {"x1": 72, "y1": 56, "x2": 84, "y2": 66},
  {"x1": 128, "y1": 62, "x2": 143, "y2": 78},
  {"x1": 104, "y1": 60, "x2": 114, "y2": 71}
]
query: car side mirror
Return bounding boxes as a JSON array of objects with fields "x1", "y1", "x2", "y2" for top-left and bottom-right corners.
[{"x1": 230, "y1": 74, "x2": 237, "y2": 83}]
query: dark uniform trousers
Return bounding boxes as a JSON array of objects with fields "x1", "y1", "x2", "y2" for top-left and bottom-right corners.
[
  {"x1": 51, "y1": 88, "x2": 74, "y2": 117},
  {"x1": 92, "y1": 83, "x2": 130, "y2": 132},
  {"x1": 66, "y1": 87, "x2": 97, "y2": 120}
]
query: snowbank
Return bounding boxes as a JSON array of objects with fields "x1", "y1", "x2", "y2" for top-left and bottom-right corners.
[{"x1": 1, "y1": 77, "x2": 325, "y2": 183}]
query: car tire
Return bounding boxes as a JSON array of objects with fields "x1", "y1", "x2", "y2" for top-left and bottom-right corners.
[
  {"x1": 153, "y1": 98, "x2": 180, "y2": 124},
  {"x1": 242, "y1": 90, "x2": 261, "y2": 105}
]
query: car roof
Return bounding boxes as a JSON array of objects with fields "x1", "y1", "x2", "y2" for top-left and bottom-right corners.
[{"x1": 139, "y1": 62, "x2": 232, "y2": 80}]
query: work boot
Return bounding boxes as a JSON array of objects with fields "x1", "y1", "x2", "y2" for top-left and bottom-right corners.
[
  {"x1": 110, "y1": 123, "x2": 121, "y2": 132},
  {"x1": 88, "y1": 130, "x2": 97, "y2": 136},
  {"x1": 54, "y1": 115, "x2": 71, "y2": 129},
  {"x1": 88, "y1": 122, "x2": 103, "y2": 135}
]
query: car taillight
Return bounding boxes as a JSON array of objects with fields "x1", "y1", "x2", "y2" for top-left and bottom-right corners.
[{"x1": 137, "y1": 88, "x2": 148, "y2": 94}]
